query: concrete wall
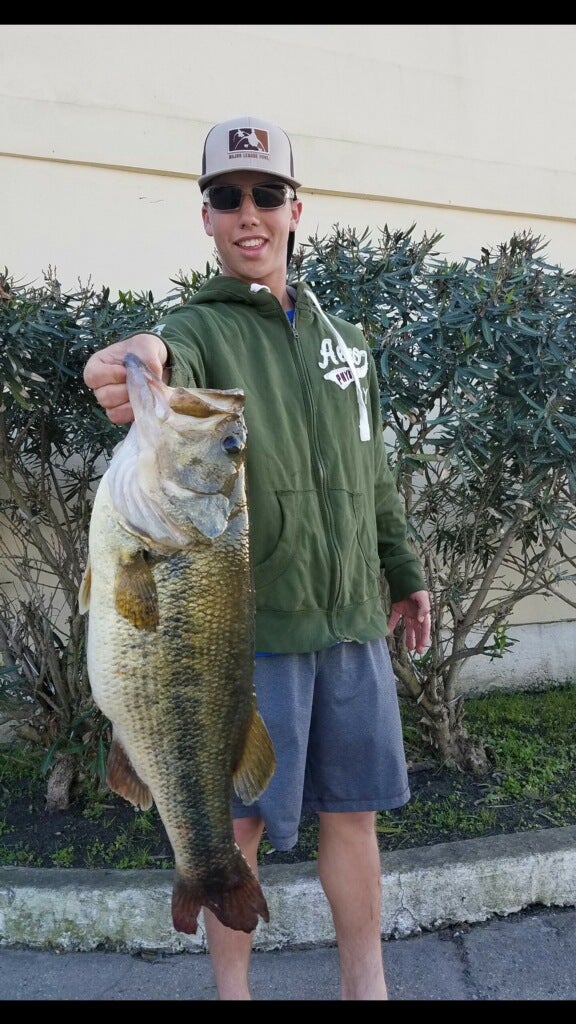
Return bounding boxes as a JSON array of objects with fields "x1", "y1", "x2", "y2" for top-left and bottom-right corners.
[
  {"x1": 3, "y1": 25, "x2": 576, "y2": 295},
  {"x1": 1, "y1": 24, "x2": 575, "y2": 688}
]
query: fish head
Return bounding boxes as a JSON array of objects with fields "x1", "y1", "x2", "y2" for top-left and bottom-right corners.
[
  {"x1": 109, "y1": 354, "x2": 248, "y2": 544},
  {"x1": 160, "y1": 385, "x2": 247, "y2": 498},
  {"x1": 157, "y1": 393, "x2": 250, "y2": 540}
]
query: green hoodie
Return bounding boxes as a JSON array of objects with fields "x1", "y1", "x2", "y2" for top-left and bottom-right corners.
[{"x1": 152, "y1": 276, "x2": 426, "y2": 653}]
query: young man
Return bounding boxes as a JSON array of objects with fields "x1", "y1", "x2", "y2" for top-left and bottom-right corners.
[{"x1": 83, "y1": 115, "x2": 431, "y2": 1000}]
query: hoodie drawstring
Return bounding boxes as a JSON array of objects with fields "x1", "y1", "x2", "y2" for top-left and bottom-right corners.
[{"x1": 306, "y1": 288, "x2": 371, "y2": 442}]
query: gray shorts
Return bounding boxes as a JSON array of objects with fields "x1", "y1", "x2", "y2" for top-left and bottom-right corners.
[{"x1": 232, "y1": 637, "x2": 410, "y2": 850}]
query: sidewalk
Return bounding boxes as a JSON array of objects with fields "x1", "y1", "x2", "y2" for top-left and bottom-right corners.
[{"x1": 1, "y1": 825, "x2": 576, "y2": 1000}]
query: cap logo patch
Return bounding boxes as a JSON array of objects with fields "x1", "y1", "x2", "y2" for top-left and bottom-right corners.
[{"x1": 229, "y1": 128, "x2": 269, "y2": 154}]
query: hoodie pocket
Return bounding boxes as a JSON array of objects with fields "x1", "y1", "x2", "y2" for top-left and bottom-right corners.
[
  {"x1": 351, "y1": 491, "x2": 381, "y2": 578},
  {"x1": 252, "y1": 491, "x2": 301, "y2": 588}
]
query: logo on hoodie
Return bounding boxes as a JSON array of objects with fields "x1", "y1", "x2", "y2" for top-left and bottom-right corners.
[{"x1": 318, "y1": 336, "x2": 368, "y2": 390}]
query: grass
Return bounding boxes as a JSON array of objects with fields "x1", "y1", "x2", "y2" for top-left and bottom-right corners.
[
  {"x1": 369, "y1": 683, "x2": 576, "y2": 852},
  {"x1": 1, "y1": 684, "x2": 575, "y2": 870}
]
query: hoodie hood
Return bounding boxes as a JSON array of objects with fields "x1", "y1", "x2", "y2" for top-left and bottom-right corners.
[{"x1": 177, "y1": 276, "x2": 371, "y2": 442}]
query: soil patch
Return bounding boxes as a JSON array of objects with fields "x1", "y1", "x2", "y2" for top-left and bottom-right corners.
[{"x1": 2, "y1": 758, "x2": 572, "y2": 870}]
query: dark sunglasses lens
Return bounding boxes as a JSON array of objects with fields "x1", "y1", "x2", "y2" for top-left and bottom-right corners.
[
  {"x1": 209, "y1": 186, "x2": 243, "y2": 210},
  {"x1": 252, "y1": 186, "x2": 287, "y2": 208}
]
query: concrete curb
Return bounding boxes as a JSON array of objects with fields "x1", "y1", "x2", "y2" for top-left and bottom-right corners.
[{"x1": 1, "y1": 825, "x2": 575, "y2": 954}]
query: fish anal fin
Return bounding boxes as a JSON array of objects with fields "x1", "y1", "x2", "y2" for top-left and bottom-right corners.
[
  {"x1": 106, "y1": 737, "x2": 154, "y2": 810},
  {"x1": 114, "y1": 551, "x2": 159, "y2": 630},
  {"x1": 233, "y1": 708, "x2": 276, "y2": 805},
  {"x1": 78, "y1": 561, "x2": 91, "y2": 614},
  {"x1": 171, "y1": 855, "x2": 269, "y2": 936}
]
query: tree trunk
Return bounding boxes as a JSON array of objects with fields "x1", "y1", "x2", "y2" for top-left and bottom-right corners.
[{"x1": 45, "y1": 753, "x2": 79, "y2": 811}]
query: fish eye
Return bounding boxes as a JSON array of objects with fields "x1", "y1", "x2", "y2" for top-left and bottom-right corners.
[{"x1": 221, "y1": 434, "x2": 243, "y2": 455}]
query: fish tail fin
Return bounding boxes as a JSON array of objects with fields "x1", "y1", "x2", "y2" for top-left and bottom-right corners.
[
  {"x1": 233, "y1": 708, "x2": 276, "y2": 805},
  {"x1": 171, "y1": 877, "x2": 202, "y2": 935},
  {"x1": 210, "y1": 866, "x2": 269, "y2": 934},
  {"x1": 106, "y1": 737, "x2": 154, "y2": 811},
  {"x1": 171, "y1": 854, "x2": 269, "y2": 936}
]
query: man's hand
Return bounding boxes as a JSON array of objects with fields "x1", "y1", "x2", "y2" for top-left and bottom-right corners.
[
  {"x1": 388, "y1": 589, "x2": 431, "y2": 654},
  {"x1": 83, "y1": 333, "x2": 168, "y2": 425}
]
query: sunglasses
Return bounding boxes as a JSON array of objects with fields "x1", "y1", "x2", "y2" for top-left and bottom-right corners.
[{"x1": 202, "y1": 182, "x2": 296, "y2": 212}]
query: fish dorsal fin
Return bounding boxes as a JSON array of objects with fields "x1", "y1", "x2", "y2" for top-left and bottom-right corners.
[{"x1": 233, "y1": 707, "x2": 276, "y2": 804}]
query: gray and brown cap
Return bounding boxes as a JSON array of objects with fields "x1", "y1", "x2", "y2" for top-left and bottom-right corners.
[{"x1": 198, "y1": 115, "x2": 301, "y2": 191}]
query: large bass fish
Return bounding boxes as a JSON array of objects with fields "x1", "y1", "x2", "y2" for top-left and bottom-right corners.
[{"x1": 78, "y1": 353, "x2": 276, "y2": 935}]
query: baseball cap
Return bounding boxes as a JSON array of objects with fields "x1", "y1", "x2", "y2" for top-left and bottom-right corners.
[{"x1": 198, "y1": 115, "x2": 301, "y2": 191}]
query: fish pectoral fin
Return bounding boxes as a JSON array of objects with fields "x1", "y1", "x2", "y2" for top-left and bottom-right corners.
[
  {"x1": 233, "y1": 708, "x2": 276, "y2": 805},
  {"x1": 78, "y1": 561, "x2": 91, "y2": 614},
  {"x1": 106, "y1": 737, "x2": 154, "y2": 810},
  {"x1": 114, "y1": 550, "x2": 160, "y2": 630}
]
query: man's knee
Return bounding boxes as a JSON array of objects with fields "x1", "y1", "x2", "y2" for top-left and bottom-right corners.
[
  {"x1": 318, "y1": 809, "x2": 377, "y2": 840},
  {"x1": 233, "y1": 815, "x2": 265, "y2": 850}
]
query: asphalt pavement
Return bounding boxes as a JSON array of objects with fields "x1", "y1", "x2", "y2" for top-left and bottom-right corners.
[
  {"x1": 2, "y1": 904, "x2": 576, "y2": 1000},
  {"x1": 2, "y1": 825, "x2": 576, "y2": 1001}
]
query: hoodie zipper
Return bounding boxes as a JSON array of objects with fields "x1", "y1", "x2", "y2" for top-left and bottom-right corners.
[{"x1": 289, "y1": 310, "x2": 345, "y2": 640}]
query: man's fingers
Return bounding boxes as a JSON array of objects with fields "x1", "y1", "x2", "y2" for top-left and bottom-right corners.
[{"x1": 387, "y1": 610, "x2": 400, "y2": 632}]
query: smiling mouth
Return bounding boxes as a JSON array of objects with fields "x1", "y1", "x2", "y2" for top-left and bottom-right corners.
[{"x1": 237, "y1": 238, "x2": 265, "y2": 249}]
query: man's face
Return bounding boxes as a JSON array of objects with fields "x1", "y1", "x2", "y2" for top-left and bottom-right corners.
[{"x1": 201, "y1": 171, "x2": 301, "y2": 285}]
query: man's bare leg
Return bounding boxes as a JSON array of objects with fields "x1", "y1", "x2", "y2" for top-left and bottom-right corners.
[
  {"x1": 203, "y1": 816, "x2": 265, "y2": 1000},
  {"x1": 317, "y1": 810, "x2": 388, "y2": 1000}
]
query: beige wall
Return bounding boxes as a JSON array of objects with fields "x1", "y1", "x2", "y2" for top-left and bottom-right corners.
[
  {"x1": 1, "y1": 24, "x2": 575, "y2": 666},
  {"x1": 2, "y1": 24, "x2": 576, "y2": 298}
]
